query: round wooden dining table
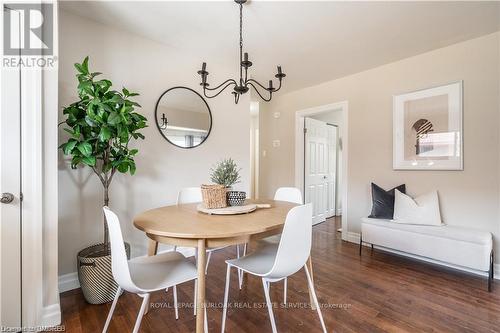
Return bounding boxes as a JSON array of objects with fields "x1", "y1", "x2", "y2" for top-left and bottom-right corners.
[{"x1": 133, "y1": 199, "x2": 317, "y2": 333}]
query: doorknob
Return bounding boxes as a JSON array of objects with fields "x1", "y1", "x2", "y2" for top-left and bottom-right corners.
[
  {"x1": 323, "y1": 175, "x2": 327, "y2": 179},
  {"x1": 1, "y1": 193, "x2": 14, "y2": 204}
]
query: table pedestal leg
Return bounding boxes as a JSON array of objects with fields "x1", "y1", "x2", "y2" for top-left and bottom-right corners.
[
  {"x1": 147, "y1": 239, "x2": 158, "y2": 256},
  {"x1": 196, "y1": 239, "x2": 206, "y2": 333},
  {"x1": 307, "y1": 256, "x2": 317, "y2": 310}
]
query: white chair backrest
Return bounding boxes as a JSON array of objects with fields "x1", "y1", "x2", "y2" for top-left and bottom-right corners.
[
  {"x1": 274, "y1": 187, "x2": 303, "y2": 204},
  {"x1": 266, "y1": 204, "x2": 313, "y2": 279},
  {"x1": 103, "y1": 207, "x2": 140, "y2": 294},
  {"x1": 177, "y1": 187, "x2": 203, "y2": 205}
]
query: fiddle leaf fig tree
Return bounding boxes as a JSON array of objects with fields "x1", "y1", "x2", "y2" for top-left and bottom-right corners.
[{"x1": 59, "y1": 56, "x2": 147, "y2": 245}]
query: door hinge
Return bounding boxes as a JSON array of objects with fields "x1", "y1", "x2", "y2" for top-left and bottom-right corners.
[
  {"x1": 20, "y1": 192, "x2": 23, "y2": 202},
  {"x1": 303, "y1": 127, "x2": 307, "y2": 134}
]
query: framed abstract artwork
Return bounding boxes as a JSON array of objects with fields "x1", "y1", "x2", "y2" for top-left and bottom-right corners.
[{"x1": 393, "y1": 81, "x2": 463, "y2": 170}]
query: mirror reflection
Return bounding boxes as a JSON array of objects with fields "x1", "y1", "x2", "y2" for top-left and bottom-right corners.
[{"x1": 155, "y1": 87, "x2": 212, "y2": 148}]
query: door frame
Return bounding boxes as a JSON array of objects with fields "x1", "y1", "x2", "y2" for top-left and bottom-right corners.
[
  {"x1": 1, "y1": 1, "x2": 60, "y2": 328},
  {"x1": 294, "y1": 101, "x2": 349, "y2": 241},
  {"x1": 1, "y1": 6, "x2": 22, "y2": 327}
]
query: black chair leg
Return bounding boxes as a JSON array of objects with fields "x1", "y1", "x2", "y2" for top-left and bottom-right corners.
[{"x1": 359, "y1": 234, "x2": 362, "y2": 256}]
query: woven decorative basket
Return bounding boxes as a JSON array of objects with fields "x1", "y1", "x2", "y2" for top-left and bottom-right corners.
[
  {"x1": 201, "y1": 184, "x2": 227, "y2": 209},
  {"x1": 77, "y1": 242, "x2": 130, "y2": 304}
]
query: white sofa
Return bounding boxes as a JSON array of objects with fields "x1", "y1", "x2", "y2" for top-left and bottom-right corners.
[{"x1": 360, "y1": 217, "x2": 494, "y2": 291}]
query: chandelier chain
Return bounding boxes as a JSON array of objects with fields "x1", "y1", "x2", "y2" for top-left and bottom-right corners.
[
  {"x1": 239, "y1": 3, "x2": 243, "y2": 84},
  {"x1": 239, "y1": 3, "x2": 243, "y2": 49}
]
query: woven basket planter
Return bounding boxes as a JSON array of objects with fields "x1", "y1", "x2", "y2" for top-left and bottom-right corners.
[
  {"x1": 77, "y1": 242, "x2": 130, "y2": 304},
  {"x1": 201, "y1": 184, "x2": 227, "y2": 209}
]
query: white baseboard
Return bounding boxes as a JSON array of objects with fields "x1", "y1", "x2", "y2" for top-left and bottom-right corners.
[
  {"x1": 346, "y1": 231, "x2": 361, "y2": 243},
  {"x1": 336, "y1": 208, "x2": 342, "y2": 216},
  {"x1": 40, "y1": 303, "x2": 61, "y2": 328},
  {"x1": 347, "y1": 231, "x2": 500, "y2": 280},
  {"x1": 58, "y1": 272, "x2": 79, "y2": 293}
]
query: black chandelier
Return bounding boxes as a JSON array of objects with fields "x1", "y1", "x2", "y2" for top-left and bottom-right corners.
[{"x1": 197, "y1": 0, "x2": 286, "y2": 104}]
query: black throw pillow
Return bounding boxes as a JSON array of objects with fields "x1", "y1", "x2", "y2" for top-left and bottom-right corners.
[{"x1": 368, "y1": 183, "x2": 406, "y2": 219}]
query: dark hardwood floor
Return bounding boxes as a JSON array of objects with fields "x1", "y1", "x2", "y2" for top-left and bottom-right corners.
[{"x1": 58, "y1": 217, "x2": 500, "y2": 332}]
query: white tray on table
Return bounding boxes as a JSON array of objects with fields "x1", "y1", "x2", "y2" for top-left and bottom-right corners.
[{"x1": 196, "y1": 203, "x2": 272, "y2": 215}]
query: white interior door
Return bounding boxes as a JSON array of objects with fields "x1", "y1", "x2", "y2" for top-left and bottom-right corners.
[
  {"x1": 0, "y1": 7, "x2": 22, "y2": 329},
  {"x1": 304, "y1": 118, "x2": 337, "y2": 224}
]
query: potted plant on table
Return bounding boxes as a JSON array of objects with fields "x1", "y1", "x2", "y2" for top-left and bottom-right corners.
[
  {"x1": 210, "y1": 158, "x2": 245, "y2": 206},
  {"x1": 59, "y1": 57, "x2": 147, "y2": 304}
]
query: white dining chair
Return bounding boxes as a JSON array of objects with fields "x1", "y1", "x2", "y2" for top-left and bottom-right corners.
[
  {"x1": 102, "y1": 207, "x2": 202, "y2": 333},
  {"x1": 221, "y1": 204, "x2": 326, "y2": 333},
  {"x1": 247, "y1": 187, "x2": 303, "y2": 302},
  {"x1": 274, "y1": 187, "x2": 303, "y2": 205},
  {"x1": 261, "y1": 187, "x2": 303, "y2": 245}
]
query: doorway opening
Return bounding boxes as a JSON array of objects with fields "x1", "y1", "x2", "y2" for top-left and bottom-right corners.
[{"x1": 294, "y1": 102, "x2": 348, "y2": 240}]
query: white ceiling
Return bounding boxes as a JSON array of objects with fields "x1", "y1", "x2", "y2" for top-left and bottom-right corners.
[{"x1": 61, "y1": 1, "x2": 500, "y2": 93}]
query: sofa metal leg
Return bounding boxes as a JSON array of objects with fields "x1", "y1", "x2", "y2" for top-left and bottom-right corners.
[
  {"x1": 359, "y1": 234, "x2": 362, "y2": 256},
  {"x1": 488, "y1": 250, "x2": 494, "y2": 292}
]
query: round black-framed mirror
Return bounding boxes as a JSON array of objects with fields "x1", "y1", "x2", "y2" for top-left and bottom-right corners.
[{"x1": 154, "y1": 86, "x2": 212, "y2": 149}]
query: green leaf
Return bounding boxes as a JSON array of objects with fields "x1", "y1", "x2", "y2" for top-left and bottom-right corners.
[
  {"x1": 74, "y1": 63, "x2": 84, "y2": 74},
  {"x1": 119, "y1": 127, "x2": 129, "y2": 143},
  {"x1": 97, "y1": 80, "x2": 112, "y2": 92},
  {"x1": 122, "y1": 87, "x2": 130, "y2": 96},
  {"x1": 132, "y1": 132, "x2": 145, "y2": 140},
  {"x1": 108, "y1": 112, "x2": 121, "y2": 125},
  {"x1": 106, "y1": 94, "x2": 122, "y2": 105},
  {"x1": 62, "y1": 140, "x2": 77, "y2": 155},
  {"x1": 117, "y1": 161, "x2": 129, "y2": 173},
  {"x1": 129, "y1": 161, "x2": 136, "y2": 175},
  {"x1": 85, "y1": 116, "x2": 98, "y2": 127},
  {"x1": 71, "y1": 156, "x2": 82, "y2": 169},
  {"x1": 98, "y1": 127, "x2": 111, "y2": 142},
  {"x1": 77, "y1": 142, "x2": 92, "y2": 157},
  {"x1": 99, "y1": 103, "x2": 113, "y2": 113},
  {"x1": 78, "y1": 81, "x2": 93, "y2": 95},
  {"x1": 81, "y1": 156, "x2": 96, "y2": 166},
  {"x1": 63, "y1": 128, "x2": 74, "y2": 137},
  {"x1": 82, "y1": 56, "x2": 89, "y2": 74},
  {"x1": 129, "y1": 149, "x2": 138, "y2": 156}
]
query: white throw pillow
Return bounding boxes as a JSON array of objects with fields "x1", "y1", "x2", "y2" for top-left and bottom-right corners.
[{"x1": 393, "y1": 189, "x2": 443, "y2": 226}]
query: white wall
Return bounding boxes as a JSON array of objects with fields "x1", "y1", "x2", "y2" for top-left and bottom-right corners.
[
  {"x1": 260, "y1": 32, "x2": 500, "y2": 263},
  {"x1": 58, "y1": 11, "x2": 250, "y2": 276}
]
